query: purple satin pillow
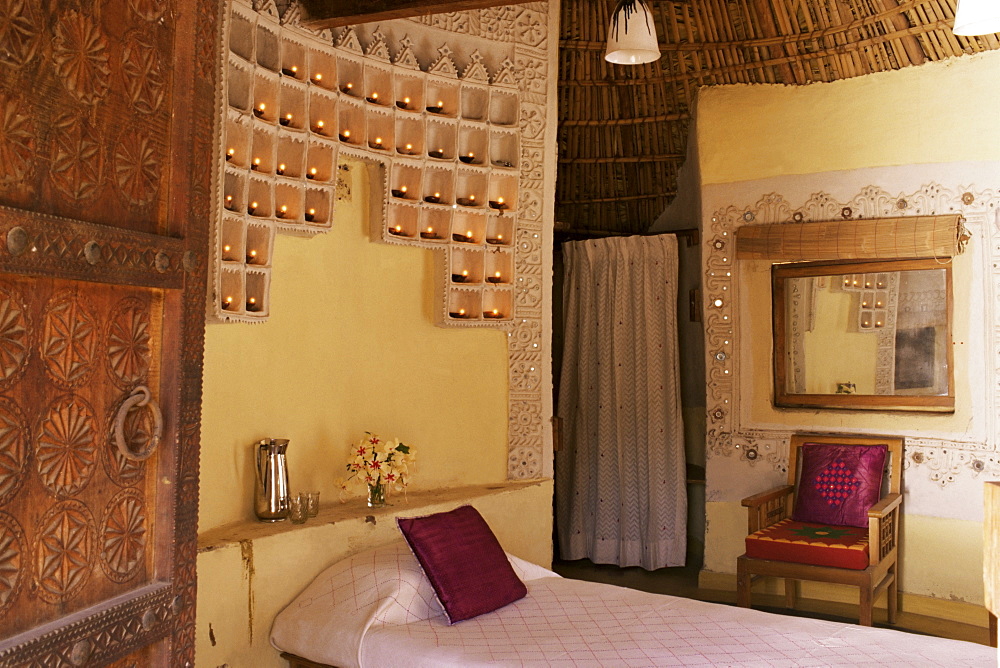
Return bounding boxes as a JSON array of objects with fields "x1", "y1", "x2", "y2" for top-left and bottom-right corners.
[
  {"x1": 792, "y1": 442, "x2": 888, "y2": 528},
  {"x1": 397, "y1": 505, "x2": 526, "y2": 623}
]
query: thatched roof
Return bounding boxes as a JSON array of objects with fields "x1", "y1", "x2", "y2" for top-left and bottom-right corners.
[{"x1": 556, "y1": 0, "x2": 999, "y2": 235}]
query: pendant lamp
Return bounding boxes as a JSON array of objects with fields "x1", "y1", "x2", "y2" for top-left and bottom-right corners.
[
  {"x1": 605, "y1": 0, "x2": 660, "y2": 65},
  {"x1": 953, "y1": 0, "x2": 1000, "y2": 35}
]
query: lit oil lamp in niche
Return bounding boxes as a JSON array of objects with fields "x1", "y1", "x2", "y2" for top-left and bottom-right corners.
[
  {"x1": 340, "y1": 81, "x2": 352, "y2": 94},
  {"x1": 280, "y1": 113, "x2": 293, "y2": 127},
  {"x1": 448, "y1": 308, "x2": 470, "y2": 319},
  {"x1": 224, "y1": 195, "x2": 235, "y2": 211},
  {"x1": 428, "y1": 147, "x2": 445, "y2": 159},
  {"x1": 281, "y1": 65, "x2": 298, "y2": 77},
  {"x1": 426, "y1": 100, "x2": 444, "y2": 114},
  {"x1": 396, "y1": 96, "x2": 411, "y2": 110},
  {"x1": 313, "y1": 119, "x2": 326, "y2": 135},
  {"x1": 222, "y1": 244, "x2": 234, "y2": 261},
  {"x1": 424, "y1": 192, "x2": 441, "y2": 204},
  {"x1": 338, "y1": 128, "x2": 351, "y2": 143},
  {"x1": 485, "y1": 233, "x2": 505, "y2": 245},
  {"x1": 451, "y1": 269, "x2": 470, "y2": 283},
  {"x1": 307, "y1": 167, "x2": 318, "y2": 180},
  {"x1": 276, "y1": 205, "x2": 288, "y2": 219},
  {"x1": 484, "y1": 308, "x2": 503, "y2": 319},
  {"x1": 456, "y1": 195, "x2": 477, "y2": 207},
  {"x1": 452, "y1": 230, "x2": 475, "y2": 243},
  {"x1": 486, "y1": 270, "x2": 503, "y2": 284},
  {"x1": 247, "y1": 201, "x2": 259, "y2": 215},
  {"x1": 251, "y1": 157, "x2": 261, "y2": 171},
  {"x1": 276, "y1": 163, "x2": 286, "y2": 176},
  {"x1": 312, "y1": 72, "x2": 324, "y2": 85},
  {"x1": 247, "y1": 297, "x2": 259, "y2": 312},
  {"x1": 398, "y1": 143, "x2": 415, "y2": 155},
  {"x1": 246, "y1": 249, "x2": 258, "y2": 264},
  {"x1": 222, "y1": 296, "x2": 235, "y2": 310},
  {"x1": 368, "y1": 136, "x2": 384, "y2": 150},
  {"x1": 489, "y1": 196, "x2": 507, "y2": 210},
  {"x1": 388, "y1": 224, "x2": 406, "y2": 236},
  {"x1": 226, "y1": 148, "x2": 235, "y2": 162},
  {"x1": 305, "y1": 208, "x2": 316, "y2": 222},
  {"x1": 253, "y1": 102, "x2": 266, "y2": 118},
  {"x1": 391, "y1": 185, "x2": 408, "y2": 198},
  {"x1": 459, "y1": 152, "x2": 476, "y2": 164},
  {"x1": 420, "y1": 226, "x2": 440, "y2": 240},
  {"x1": 365, "y1": 91, "x2": 380, "y2": 104}
]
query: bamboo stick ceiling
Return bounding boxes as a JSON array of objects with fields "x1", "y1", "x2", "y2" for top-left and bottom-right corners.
[{"x1": 557, "y1": 0, "x2": 1000, "y2": 235}]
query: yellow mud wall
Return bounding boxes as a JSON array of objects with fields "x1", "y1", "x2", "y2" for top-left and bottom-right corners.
[
  {"x1": 199, "y1": 159, "x2": 512, "y2": 529},
  {"x1": 696, "y1": 50, "x2": 1000, "y2": 616}
]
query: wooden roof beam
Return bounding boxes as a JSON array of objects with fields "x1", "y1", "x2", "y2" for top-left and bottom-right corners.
[{"x1": 298, "y1": 0, "x2": 515, "y2": 29}]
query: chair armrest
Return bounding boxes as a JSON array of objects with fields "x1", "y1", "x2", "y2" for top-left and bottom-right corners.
[
  {"x1": 742, "y1": 485, "x2": 794, "y2": 533},
  {"x1": 867, "y1": 493, "x2": 902, "y2": 566},
  {"x1": 742, "y1": 485, "x2": 794, "y2": 508},
  {"x1": 868, "y1": 493, "x2": 902, "y2": 519}
]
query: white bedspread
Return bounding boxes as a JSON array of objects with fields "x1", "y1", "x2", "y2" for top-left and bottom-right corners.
[
  {"x1": 271, "y1": 541, "x2": 996, "y2": 668},
  {"x1": 361, "y1": 577, "x2": 995, "y2": 667}
]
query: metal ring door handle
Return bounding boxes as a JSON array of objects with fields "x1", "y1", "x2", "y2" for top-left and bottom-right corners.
[{"x1": 113, "y1": 385, "x2": 163, "y2": 462}]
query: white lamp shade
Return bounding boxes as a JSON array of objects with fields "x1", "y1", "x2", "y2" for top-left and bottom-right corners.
[
  {"x1": 953, "y1": 0, "x2": 1000, "y2": 35},
  {"x1": 605, "y1": 0, "x2": 660, "y2": 65}
]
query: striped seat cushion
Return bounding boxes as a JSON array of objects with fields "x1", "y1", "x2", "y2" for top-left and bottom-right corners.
[{"x1": 745, "y1": 518, "x2": 870, "y2": 570}]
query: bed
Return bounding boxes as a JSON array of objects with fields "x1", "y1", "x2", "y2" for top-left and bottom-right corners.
[{"x1": 270, "y1": 539, "x2": 995, "y2": 667}]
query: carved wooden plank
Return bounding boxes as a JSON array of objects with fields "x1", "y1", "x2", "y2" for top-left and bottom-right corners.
[
  {"x1": 0, "y1": 0, "x2": 218, "y2": 663},
  {"x1": 299, "y1": 0, "x2": 515, "y2": 28}
]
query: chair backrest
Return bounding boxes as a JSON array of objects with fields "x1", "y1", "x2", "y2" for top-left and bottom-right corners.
[{"x1": 787, "y1": 433, "x2": 904, "y2": 498}]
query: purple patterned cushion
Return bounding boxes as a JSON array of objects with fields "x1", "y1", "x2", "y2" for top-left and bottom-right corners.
[
  {"x1": 397, "y1": 505, "x2": 527, "y2": 623},
  {"x1": 792, "y1": 442, "x2": 888, "y2": 528}
]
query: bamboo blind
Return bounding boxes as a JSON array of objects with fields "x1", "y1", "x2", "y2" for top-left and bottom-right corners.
[
  {"x1": 556, "y1": 0, "x2": 999, "y2": 236},
  {"x1": 734, "y1": 214, "x2": 967, "y2": 261}
]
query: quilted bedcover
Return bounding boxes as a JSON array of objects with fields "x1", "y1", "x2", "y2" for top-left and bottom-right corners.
[
  {"x1": 271, "y1": 541, "x2": 996, "y2": 667},
  {"x1": 359, "y1": 577, "x2": 995, "y2": 667}
]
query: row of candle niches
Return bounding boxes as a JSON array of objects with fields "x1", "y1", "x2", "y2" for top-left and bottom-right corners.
[
  {"x1": 218, "y1": 264, "x2": 269, "y2": 316},
  {"x1": 447, "y1": 286, "x2": 514, "y2": 322},
  {"x1": 220, "y1": 208, "x2": 272, "y2": 255},
  {"x1": 226, "y1": 101, "x2": 520, "y2": 171},
  {"x1": 227, "y1": 45, "x2": 521, "y2": 129},
  {"x1": 387, "y1": 202, "x2": 514, "y2": 249},
  {"x1": 223, "y1": 170, "x2": 333, "y2": 227},
  {"x1": 388, "y1": 164, "x2": 518, "y2": 213}
]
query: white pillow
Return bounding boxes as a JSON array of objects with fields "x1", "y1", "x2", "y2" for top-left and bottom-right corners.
[
  {"x1": 270, "y1": 540, "x2": 558, "y2": 668},
  {"x1": 270, "y1": 541, "x2": 442, "y2": 668}
]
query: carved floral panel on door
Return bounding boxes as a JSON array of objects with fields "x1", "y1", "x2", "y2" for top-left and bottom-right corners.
[
  {"x1": 0, "y1": 276, "x2": 162, "y2": 637},
  {"x1": 0, "y1": 0, "x2": 177, "y2": 236}
]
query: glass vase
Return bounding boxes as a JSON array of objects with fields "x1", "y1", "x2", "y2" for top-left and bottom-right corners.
[{"x1": 367, "y1": 482, "x2": 387, "y2": 508}]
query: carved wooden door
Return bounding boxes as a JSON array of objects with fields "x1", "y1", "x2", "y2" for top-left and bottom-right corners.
[{"x1": 0, "y1": 0, "x2": 218, "y2": 664}]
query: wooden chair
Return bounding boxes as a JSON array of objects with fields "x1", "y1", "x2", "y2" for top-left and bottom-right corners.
[{"x1": 737, "y1": 434, "x2": 904, "y2": 626}]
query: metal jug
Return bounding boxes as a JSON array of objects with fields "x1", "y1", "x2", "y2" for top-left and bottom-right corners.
[{"x1": 254, "y1": 438, "x2": 290, "y2": 521}]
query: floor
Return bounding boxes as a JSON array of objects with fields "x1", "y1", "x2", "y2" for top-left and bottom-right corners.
[{"x1": 552, "y1": 558, "x2": 993, "y2": 647}]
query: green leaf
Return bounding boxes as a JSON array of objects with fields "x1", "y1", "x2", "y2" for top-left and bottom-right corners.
[{"x1": 395, "y1": 443, "x2": 410, "y2": 454}]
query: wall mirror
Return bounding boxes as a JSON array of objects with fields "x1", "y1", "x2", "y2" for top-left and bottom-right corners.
[{"x1": 772, "y1": 258, "x2": 954, "y2": 412}]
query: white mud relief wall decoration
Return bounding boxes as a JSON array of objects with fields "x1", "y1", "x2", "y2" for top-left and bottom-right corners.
[
  {"x1": 704, "y1": 182, "x2": 1000, "y2": 510},
  {"x1": 211, "y1": 0, "x2": 554, "y2": 479}
]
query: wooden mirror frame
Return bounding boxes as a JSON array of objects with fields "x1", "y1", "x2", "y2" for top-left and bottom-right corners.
[{"x1": 772, "y1": 258, "x2": 955, "y2": 412}]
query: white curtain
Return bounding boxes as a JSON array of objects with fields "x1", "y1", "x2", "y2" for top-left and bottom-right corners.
[{"x1": 556, "y1": 234, "x2": 687, "y2": 570}]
